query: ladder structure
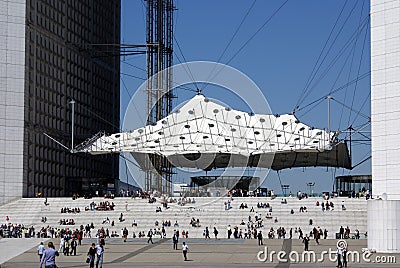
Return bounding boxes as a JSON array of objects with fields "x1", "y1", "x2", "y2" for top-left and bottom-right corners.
[{"x1": 145, "y1": 0, "x2": 175, "y2": 194}]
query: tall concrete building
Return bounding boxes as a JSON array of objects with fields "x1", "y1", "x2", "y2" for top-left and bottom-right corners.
[
  {"x1": 0, "y1": 0, "x2": 120, "y2": 204},
  {"x1": 369, "y1": 0, "x2": 400, "y2": 253}
]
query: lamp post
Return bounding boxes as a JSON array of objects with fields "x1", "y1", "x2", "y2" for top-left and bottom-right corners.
[
  {"x1": 282, "y1": 185, "x2": 290, "y2": 197},
  {"x1": 307, "y1": 182, "x2": 315, "y2": 197}
]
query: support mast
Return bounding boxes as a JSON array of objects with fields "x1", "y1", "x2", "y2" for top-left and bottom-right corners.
[{"x1": 145, "y1": 0, "x2": 175, "y2": 194}]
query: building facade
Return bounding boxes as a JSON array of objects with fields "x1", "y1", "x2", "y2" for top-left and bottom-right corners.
[
  {"x1": 369, "y1": 0, "x2": 400, "y2": 253},
  {"x1": 0, "y1": 0, "x2": 120, "y2": 204}
]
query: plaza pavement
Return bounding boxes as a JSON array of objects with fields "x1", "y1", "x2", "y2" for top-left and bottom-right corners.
[{"x1": 1, "y1": 238, "x2": 399, "y2": 267}]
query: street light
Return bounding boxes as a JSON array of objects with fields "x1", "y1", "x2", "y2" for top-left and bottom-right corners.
[
  {"x1": 307, "y1": 182, "x2": 315, "y2": 197},
  {"x1": 282, "y1": 185, "x2": 290, "y2": 197}
]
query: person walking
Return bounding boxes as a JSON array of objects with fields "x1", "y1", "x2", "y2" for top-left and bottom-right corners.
[
  {"x1": 40, "y1": 242, "x2": 59, "y2": 268},
  {"x1": 182, "y1": 242, "x2": 189, "y2": 261},
  {"x1": 147, "y1": 229, "x2": 153, "y2": 244},
  {"x1": 123, "y1": 227, "x2": 128, "y2": 243},
  {"x1": 324, "y1": 229, "x2": 328, "y2": 239},
  {"x1": 336, "y1": 246, "x2": 343, "y2": 268},
  {"x1": 298, "y1": 228, "x2": 303, "y2": 239},
  {"x1": 70, "y1": 238, "x2": 77, "y2": 256},
  {"x1": 87, "y1": 243, "x2": 96, "y2": 268},
  {"x1": 64, "y1": 238, "x2": 70, "y2": 256},
  {"x1": 162, "y1": 226, "x2": 166, "y2": 238},
  {"x1": 58, "y1": 237, "x2": 64, "y2": 253},
  {"x1": 173, "y1": 232, "x2": 179, "y2": 250},
  {"x1": 313, "y1": 227, "x2": 320, "y2": 245},
  {"x1": 78, "y1": 230, "x2": 83, "y2": 245},
  {"x1": 227, "y1": 225, "x2": 232, "y2": 239},
  {"x1": 257, "y1": 230, "x2": 263, "y2": 246},
  {"x1": 205, "y1": 227, "x2": 210, "y2": 240},
  {"x1": 339, "y1": 226, "x2": 344, "y2": 239},
  {"x1": 342, "y1": 245, "x2": 348, "y2": 268},
  {"x1": 213, "y1": 227, "x2": 219, "y2": 239},
  {"x1": 37, "y1": 242, "x2": 45, "y2": 261},
  {"x1": 303, "y1": 235, "x2": 310, "y2": 251},
  {"x1": 96, "y1": 243, "x2": 104, "y2": 268}
]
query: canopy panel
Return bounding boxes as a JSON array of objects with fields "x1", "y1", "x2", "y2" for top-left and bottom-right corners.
[{"x1": 76, "y1": 95, "x2": 351, "y2": 170}]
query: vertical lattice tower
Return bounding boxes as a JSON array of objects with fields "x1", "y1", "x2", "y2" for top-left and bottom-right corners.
[{"x1": 145, "y1": 0, "x2": 175, "y2": 194}]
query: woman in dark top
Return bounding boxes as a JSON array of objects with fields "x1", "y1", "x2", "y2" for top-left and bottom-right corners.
[{"x1": 87, "y1": 243, "x2": 96, "y2": 268}]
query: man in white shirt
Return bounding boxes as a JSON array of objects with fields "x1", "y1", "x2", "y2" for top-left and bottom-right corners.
[
  {"x1": 96, "y1": 243, "x2": 104, "y2": 268},
  {"x1": 182, "y1": 242, "x2": 189, "y2": 261}
]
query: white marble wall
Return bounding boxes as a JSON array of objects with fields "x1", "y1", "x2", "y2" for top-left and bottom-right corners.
[
  {"x1": 371, "y1": 0, "x2": 400, "y2": 200},
  {"x1": 369, "y1": 0, "x2": 400, "y2": 253},
  {"x1": 0, "y1": 0, "x2": 26, "y2": 204},
  {"x1": 368, "y1": 200, "x2": 400, "y2": 252}
]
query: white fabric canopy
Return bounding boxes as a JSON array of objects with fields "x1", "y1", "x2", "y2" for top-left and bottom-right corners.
[{"x1": 77, "y1": 95, "x2": 351, "y2": 170}]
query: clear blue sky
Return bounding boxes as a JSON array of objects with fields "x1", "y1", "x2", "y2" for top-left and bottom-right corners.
[{"x1": 119, "y1": 0, "x2": 371, "y2": 194}]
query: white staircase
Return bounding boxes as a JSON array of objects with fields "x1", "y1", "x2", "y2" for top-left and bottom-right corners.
[{"x1": 0, "y1": 196, "x2": 367, "y2": 239}]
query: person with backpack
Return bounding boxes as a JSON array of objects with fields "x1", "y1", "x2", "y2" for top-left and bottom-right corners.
[{"x1": 214, "y1": 227, "x2": 219, "y2": 239}]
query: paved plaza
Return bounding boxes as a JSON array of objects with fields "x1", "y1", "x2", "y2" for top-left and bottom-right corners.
[{"x1": 1, "y1": 238, "x2": 399, "y2": 267}]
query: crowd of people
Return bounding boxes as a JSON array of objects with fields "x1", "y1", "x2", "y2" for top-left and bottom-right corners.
[
  {"x1": 189, "y1": 218, "x2": 200, "y2": 227},
  {"x1": 203, "y1": 195, "x2": 364, "y2": 245},
  {"x1": 2, "y1": 192, "x2": 367, "y2": 247},
  {"x1": 59, "y1": 219, "x2": 75, "y2": 225},
  {"x1": 0, "y1": 223, "x2": 35, "y2": 238},
  {"x1": 224, "y1": 199, "x2": 232, "y2": 210},
  {"x1": 38, "y1": 240, "x2": 105, "y2": 268},
  {"x1": 220, "y1": 221, "x2": 333, "y2": 244},
  {"x1": 160, "y1": 196, "x2": 196, "y2": 206},
  {"x1": 85, "y1": 201, "x2": 115, "y2": 211},
  {"x1": 315, "y1": 200, "x2": 336, "y2": 211},
  {"x1": 1, "y1": 190, "x2": 372, "y2": 268},
  {"x1": 153, "y1": 220, "x2": 172, "y2": 227},
  {"x1": 257, "y1": 202, "x2": 270, "y2": 209},
  {"x1": 239, "y1": 203, "x2": 248, "y2": 209},
  {"x1": 61, "y1": 207, "x2": 81, "y2": 214}
]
